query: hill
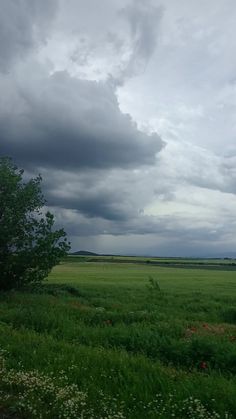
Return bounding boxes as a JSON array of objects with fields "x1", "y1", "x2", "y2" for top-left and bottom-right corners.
[{"x1": 71, "y1": 250, "x2": 99, "y2": 256}]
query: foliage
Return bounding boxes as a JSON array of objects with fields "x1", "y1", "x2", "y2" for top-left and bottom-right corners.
[{"x1": 0, "y1": 157, "x2": 70, "y2": 290}]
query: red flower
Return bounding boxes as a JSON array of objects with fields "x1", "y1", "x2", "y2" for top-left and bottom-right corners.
[
  {"x1": 190, "y1": 327, "x2": 197, "y2": 333},
  {"x1": 200, "y1": 361, "x2": 207, "y2": 370}
]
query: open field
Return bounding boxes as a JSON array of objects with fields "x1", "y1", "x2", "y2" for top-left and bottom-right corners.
[
  {"x1": 68, "y1": 255, "x2": 236, "y2": 268},
  {"x1": 0, "y1": 257, "x2": 236, "y2": 418}
]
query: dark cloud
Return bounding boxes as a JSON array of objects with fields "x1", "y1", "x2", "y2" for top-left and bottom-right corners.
[
  {"x1": 40, "y1": 166, "x2": 146, "y2": 223},
  {"x1": 0, "y1": 0, "x2": 57, "y2": 71},
  {"x1": 67, "y1": 195, "x2": 128, "y2": 221},
  {"x1": 0, "y1": 71, "x2": 163, "y2": 171},
  {"x1": 45, "y1": 187, "x2": 132, "y2": 222}
]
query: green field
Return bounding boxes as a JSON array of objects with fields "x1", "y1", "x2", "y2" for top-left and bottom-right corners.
[{"x1": 0, "y1": 258, "x2": 236, "y2": 418}]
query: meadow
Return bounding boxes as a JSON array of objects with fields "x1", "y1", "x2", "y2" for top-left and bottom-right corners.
[{"x1": 0, "y1": 257, "x2": 236, "y2": 418}]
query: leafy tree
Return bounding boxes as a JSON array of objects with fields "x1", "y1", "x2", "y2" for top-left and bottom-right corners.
[{"x1": 0, "y1": 157, "x2": 70, "y2": 290}]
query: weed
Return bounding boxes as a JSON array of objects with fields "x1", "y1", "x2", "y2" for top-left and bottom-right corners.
[{"x1": 147, "y1": 276, "x2": 162, "y2": 293}]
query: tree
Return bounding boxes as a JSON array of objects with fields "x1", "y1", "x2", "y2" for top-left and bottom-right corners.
[{"x1": 0, "y1": 157, "x2": 70, "y2": 290}]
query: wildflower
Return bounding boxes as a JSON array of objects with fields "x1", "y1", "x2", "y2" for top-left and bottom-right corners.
[
  {"x1": 190, "y1": 326, "x2": 197, "y2": 333},
  {"x1": 199, "y1": 361, "x2": 208, "y2": 370}
]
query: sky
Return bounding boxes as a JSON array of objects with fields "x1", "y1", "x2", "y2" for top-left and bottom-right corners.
[{"x1": 1, "y1": 0, "x2": 236, "y2": 256}]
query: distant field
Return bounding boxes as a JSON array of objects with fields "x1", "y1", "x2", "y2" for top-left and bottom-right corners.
[
  {"x1": 0, "y1": 257, "x2": 236, "y2": 418},
  {"x1": 67, "y1": 254, "x2": 236, "y2": 268}
]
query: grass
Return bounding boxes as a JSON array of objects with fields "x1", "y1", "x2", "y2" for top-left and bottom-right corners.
[{"x1": 0, "y1": 257, "x2": 236, "y2": 418}]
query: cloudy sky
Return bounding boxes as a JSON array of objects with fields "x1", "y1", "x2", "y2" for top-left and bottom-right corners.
[{"x1": 1, "y1": 0, "x2": 236, "y2": 256}]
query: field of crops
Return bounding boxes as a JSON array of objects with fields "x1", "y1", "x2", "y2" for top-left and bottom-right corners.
[{"x1": 0, "y1": 257, "x2": 236, "y2": 418}]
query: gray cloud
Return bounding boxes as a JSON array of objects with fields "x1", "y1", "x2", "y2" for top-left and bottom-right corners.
[
  {"x1": 52, "y1": 204, "x2": 236, "y2": 256},
  {"x1": 1, "y1": 0, "x2": 236, "y2": 256},
  {"x1": 41, "y1": 0, "x2": 163, "y2": 85},
  {"x1": 0, "y1": 0, "x2": 57, "y2": 71},
  {"x1": 117, "y1": 0, "x2": 163, "y2": 81}
]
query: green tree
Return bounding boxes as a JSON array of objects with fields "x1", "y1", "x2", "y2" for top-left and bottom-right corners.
[{"x1": 0, "y1": 157, "x2": 70, "y2": 290}]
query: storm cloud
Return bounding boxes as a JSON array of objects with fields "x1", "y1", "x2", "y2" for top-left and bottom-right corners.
[
  {"x1": 0, "y1": 71, "x2": 163, "y2": 170},
  {"x1": 1, "y1": 0, "x2": 236, "y2": 256}
]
